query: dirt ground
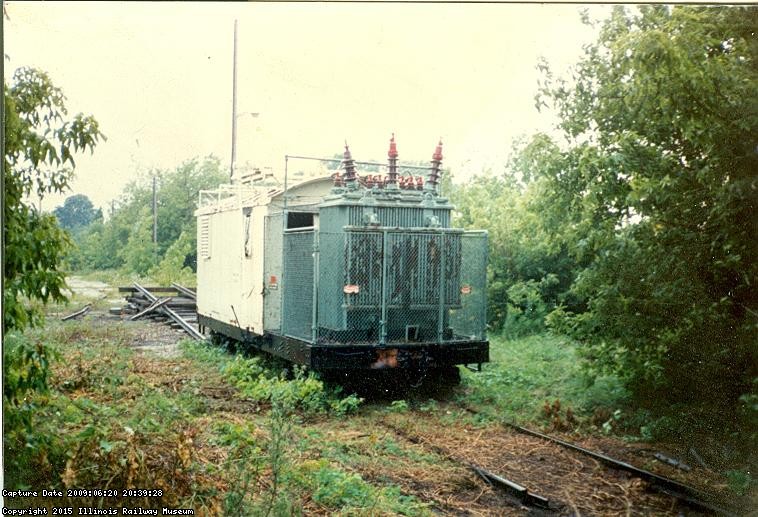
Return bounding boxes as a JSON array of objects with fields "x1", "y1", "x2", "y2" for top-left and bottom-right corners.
[{"x1": 64, "y1": 276, "x2": 113, "y2": 300}]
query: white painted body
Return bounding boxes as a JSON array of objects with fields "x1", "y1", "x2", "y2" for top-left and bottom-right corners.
[{"x1": 195, "y1": 177, "x2": 333, "y2": 335}]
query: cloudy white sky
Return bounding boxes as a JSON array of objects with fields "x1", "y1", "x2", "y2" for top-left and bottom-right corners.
[{"x1": 4, "y1": 2, "x2": 611, "y2": 213}]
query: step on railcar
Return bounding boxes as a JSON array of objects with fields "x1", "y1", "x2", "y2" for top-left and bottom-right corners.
[{"x1": 195, "y1": 137, "x2": 488, "y2": 382}]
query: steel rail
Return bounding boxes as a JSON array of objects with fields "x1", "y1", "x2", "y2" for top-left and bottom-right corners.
[
  {"x1": 382, "y1": 421, "x2": 556, "y2": 513},
  {"x1": 61, "y1": 304, "x2": 91, "y2": 321},
  {"x1": 454, "y1": 404, "x2": 741, "y2": 516},
  {"x1": 503, "y1": 422, "x2": 740, "y2": 517},
  {"x1": 170, "y1": 283, "x2": 197, "y2": 301},
  {"x1": 129, "y1": 297, "x2": 172, "y2": 321},
  {"x1": 471, "y1": 465, "x2": 552, "y2": 510},
  {"x1": 133, "y1": 283, "x2": 204, "y2": 341},
  {"x1": 119, "y1": 286, "x2": 177, "y2": 293}
]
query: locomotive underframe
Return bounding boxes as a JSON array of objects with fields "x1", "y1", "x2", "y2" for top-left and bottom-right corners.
[{"x1": 199, "y1": 313, "x2": 489, "y2": 371}]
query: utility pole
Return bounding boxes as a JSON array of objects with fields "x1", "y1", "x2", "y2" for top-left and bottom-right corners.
[{"x1": 230, "y1": 19, "x2": 238, "y2": 181}]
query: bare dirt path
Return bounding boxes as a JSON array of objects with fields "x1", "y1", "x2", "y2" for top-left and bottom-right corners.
[{"x1": 64, "y1": 276, "x2": 112, "y2": 299}]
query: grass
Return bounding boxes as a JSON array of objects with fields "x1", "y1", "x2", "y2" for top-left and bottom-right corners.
[
  {"x1": 4, "y1": 323, "x2": 429, "y2": 515},
  {"x1": 69, "y1": 268, "x2": 154, "y2": 287},
  {"x1": 459, "y1": 333, "x2": 629, "y2": 430}
]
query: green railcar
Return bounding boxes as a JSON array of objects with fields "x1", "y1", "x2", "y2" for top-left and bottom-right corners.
[{"x1": 196, "y1": 139, "x2": 488, "y2": 382}]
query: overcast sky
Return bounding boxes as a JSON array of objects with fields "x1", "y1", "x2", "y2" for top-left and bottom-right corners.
[{"x1": 4, "y1": 2, "x2": 611, "y2": 213}]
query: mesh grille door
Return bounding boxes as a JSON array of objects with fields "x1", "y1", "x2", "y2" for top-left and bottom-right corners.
[
  {"x1": 282, "y1": 230, "x2": 314, "y2": 341},
  {"x1": 448, "y1": 231, "x2": 488, "y2": 341}
]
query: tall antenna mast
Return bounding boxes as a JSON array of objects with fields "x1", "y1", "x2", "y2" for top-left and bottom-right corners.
[{"x1": 230, "y1": 19, "x2": 238, "y2": 180}]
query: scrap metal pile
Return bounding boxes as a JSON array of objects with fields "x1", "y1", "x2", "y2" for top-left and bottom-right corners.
[{"x1": 115, "y1": 283, "x2": 203, "y2": 340}]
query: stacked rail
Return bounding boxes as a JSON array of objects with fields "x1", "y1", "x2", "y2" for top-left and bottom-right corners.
[{"x1": 116, "y1": 283, "x2": 203, "y2": 340}]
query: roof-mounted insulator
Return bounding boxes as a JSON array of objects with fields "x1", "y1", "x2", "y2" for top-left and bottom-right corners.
[
  {"x1": 432, "y1": 139, "x2": 443, "y2": 162},
  {"x1": 387, "y1": 133, "x2": 399, "y2": 188},
  {"x1": 343, "y1": 142, "x2": 358, "y2": 188},
  {"x1": 426, "y1": 139, "x2": 443, "y2": 194}
]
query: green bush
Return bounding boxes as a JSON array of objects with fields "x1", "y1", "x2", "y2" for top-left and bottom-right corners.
[
  {"x1": 224, "y1": 356, "x2": 363, "y2": 416},
  {"x1": 389, "y1": 400, "x2": 410, "y2": 413},
  {"x1": 726, "y1": 469, "x2": 754, "y2": 497},
  {"x1": 3, "y1": 332, "x2": 63, "y2": 487},
  {"x1": 311, "y1": 466, "x2": 374, "y2": 508}
]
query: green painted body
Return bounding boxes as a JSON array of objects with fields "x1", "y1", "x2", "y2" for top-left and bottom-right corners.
[{"x1": 281, "y1": 183, "x2": 488, "y2": 347}]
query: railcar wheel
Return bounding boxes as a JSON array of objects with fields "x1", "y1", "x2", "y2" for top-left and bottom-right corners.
[
  {"x1": 209, "y1": 331, "x2": 241, "y2": 353},
  {"x1": 429, "y1": 366, "x2": 461, "y2": 386},
  {"x1": 210, "y1": 330, "x2": 225, "y2": 346}
]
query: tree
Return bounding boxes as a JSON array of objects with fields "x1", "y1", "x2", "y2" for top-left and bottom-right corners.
[
  {"x1": 53, "y1": 193, "x2": 102, "y2": 232},
  {"x1": 153, "y1": 156, "x2": 226, "y2": 261},
  {"x1": 520, "y1": 6, "x2": 757, "y2": 421},
  {"x1": 118, "y1": 208, "x2": 158, "y2": 275},
  {"x1": 4, "y1": 67, "x2": 104, "y2": 330},
  {"x1": 449, "y1": 167, "x2": 581, "y2": 335},
  {"x1": 149, "y1": 230, "x2": 195, "y2": 286},
  {"x1": 66, "y1": 156, "x2": 226, "y2": 274}
]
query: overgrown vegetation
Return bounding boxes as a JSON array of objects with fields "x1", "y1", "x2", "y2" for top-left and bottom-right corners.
[
  {"x1": 2, "y1": 321, "x2": 434, "y2": 514},
  {"x1": 183, "y1": 340, "x2": 364, "y2": 417},
  {"x1": 460, "y1": 335, "x2": 628, "y2": 430},
  {"x1": 3, "y1": 66, "x2": 104, "y2": 331},
  {"x1": 65, "y1": 156, "x2": 226, "y2": 284},
  {"x1": 449, "y1": 5, "x2": 757, "y2": 450},
  {"x1": 532, "y1": 5, "x2": 756, "y2": 430}
]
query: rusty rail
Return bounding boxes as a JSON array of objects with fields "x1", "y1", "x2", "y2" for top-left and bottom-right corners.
[
  {"x1": 472, "y1": 465, "x2": 552, "y2": 509},
  {"x1": 382, "y1": 420, "x2": 556, "y2": 513},
  {"x1": 503, "y1": 422, "x2": 740, "y2": 517}
]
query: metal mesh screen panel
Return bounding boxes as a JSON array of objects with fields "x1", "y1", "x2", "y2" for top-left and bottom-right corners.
[
  {"x1": 346, "y1": 232, "x2": 384, "y2": 307},
  {"x1": 386, "y1": 232, "x2": 442, "y2": 344},
  {"x1": 317, "y1": 232, "x2": 346, "y2": 335},
  {"x1": 282, "y1": 230, "x2": 314, "y2": 341},
  {"x1": 317, "y1": 232, "x2": 385, "y2": 344},
  {"x1": 263, "y1": 213, "x2": 284, "y2": 332},
  {"x1": 315, "y1": 229, "x2": 486, "y2": 345},
  {"x1": 448, "y1": 232, "x2": 488, "y2": 341}
]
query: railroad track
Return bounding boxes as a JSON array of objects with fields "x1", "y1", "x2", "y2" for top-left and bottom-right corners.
[
  {"x1": 381, "y1": 420, "x2": 560, "y2": 515},
  {"x1": 498, "y1": 420, "x2": 739, "y2": 517},
  {"x1": 377, "y1": 404, "x2": 743, "y2": 516}
]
